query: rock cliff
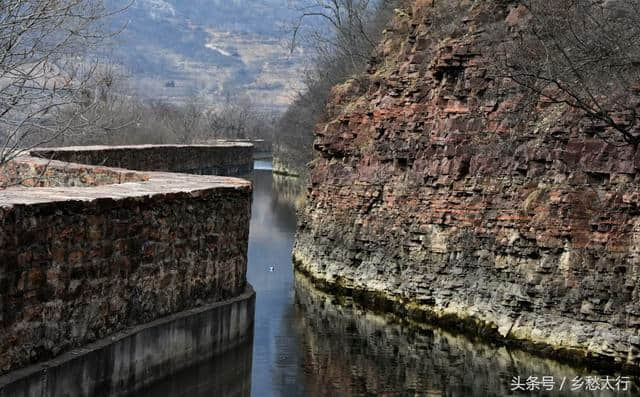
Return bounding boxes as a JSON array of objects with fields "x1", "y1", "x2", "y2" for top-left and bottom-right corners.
[{"x1": 294, "y1": 0, "x2": 640, "y2": 368}]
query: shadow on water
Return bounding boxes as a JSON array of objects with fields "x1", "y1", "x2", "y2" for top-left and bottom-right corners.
[
  {"x1": 136, "y1": 338, "x2": 253, "y2": 397},
  {"x1": 138, "y1": 161, "x2": 639, "y2": 397}
]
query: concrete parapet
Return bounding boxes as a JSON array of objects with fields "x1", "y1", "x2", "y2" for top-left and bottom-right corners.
[{"x1": 0, "y1": 286, "x2": 255, "y2": 397}]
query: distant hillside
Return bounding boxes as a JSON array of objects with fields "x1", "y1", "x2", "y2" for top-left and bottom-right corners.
[{"x1": 107, "y1": 0, "x2": 306, "y2": 109}]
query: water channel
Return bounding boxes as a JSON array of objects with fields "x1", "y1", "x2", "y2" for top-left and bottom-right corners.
[{"x1": 139, "y1": 161, "x2": 639, "y2": 397}]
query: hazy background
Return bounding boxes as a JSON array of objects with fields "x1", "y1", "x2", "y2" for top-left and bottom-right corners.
[{"x1": 107, "y1": 0, "x2": 307, "y2": 110}]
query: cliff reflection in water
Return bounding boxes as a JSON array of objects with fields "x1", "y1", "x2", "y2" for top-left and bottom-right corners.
[
  {"x1": 291, "y1": 271, "x2": 638, "y2": 396},
  {"x1": 272, "y1": 173, "x2": 304, "y2": 211}
]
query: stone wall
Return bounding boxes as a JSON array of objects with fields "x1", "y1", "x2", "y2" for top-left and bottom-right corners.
[
  {"x1": 31, "y1": 143, "x2": 253, "y2": 177},
  {"x1": 0, "y1": 155, "x2": 252, "y2": 376},
  {"x1": 0, "y1": 157, "x2": 146, "y2": 188},
  {"x1": 223, "y1": 139, "x2": 271, "y2": 157},
  {"x1": 294, "y1": 1, "x2": 640, "y2": 368}
]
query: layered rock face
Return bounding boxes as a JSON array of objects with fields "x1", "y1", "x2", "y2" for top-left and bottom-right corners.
[{"x1": 294, "y1": 0, "x2": 640, "y2": 367}]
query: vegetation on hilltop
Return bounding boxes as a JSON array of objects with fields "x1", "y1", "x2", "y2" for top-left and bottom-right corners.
[{"x1": 274, "y1": 0, "x2": 400, "y2": 176}]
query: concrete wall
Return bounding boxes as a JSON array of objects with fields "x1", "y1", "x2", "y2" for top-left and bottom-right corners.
[
  {"x1": 0, "y1": 152, "x2": 253, "y2": 381},
  {"x1": 31, "y1": 143, "x2": 254, "y2": 177},
  {"x1": 0, "y1": 286, "x2": 254, "y2": 397}
]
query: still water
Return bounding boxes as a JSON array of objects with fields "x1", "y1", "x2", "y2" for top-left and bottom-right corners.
[{"x1": 140, "y1": 162, "x2": 639, "y2": 397}]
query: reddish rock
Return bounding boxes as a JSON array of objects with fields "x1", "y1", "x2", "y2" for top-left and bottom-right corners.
[{"x1": 295, "y1": 1, "x2": 640, "y2": 367}]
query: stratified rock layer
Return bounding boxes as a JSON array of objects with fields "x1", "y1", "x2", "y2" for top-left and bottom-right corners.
[{"x1": 294, "y1": 0, "x2": 640, "y2": 367}]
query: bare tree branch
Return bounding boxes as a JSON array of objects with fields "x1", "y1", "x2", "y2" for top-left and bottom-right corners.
[
  {"x1": 0, "y1": 0, "x2": 132, "y2": 171},
  {"x1": 495, "y1": 0, "x2": 640, "y2": 146}
]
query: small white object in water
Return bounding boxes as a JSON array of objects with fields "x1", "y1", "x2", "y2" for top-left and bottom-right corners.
[{"x1": 268, "y1": 266, "x2": 275, "y2": 272}]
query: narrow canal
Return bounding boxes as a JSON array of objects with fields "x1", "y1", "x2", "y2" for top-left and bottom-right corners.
[{"x1": 140, "y1": 161, "x2": 638, "y2": 397}]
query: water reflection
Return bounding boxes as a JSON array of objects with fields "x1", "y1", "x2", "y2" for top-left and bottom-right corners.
[
  {"x1": 272, "y1": 173, "x2": 304, "y2": 212},
  {"x1": 291, "y1": 272, "x2": 640, "y2": 396},
  {"x1": 248, "y1": 166, "x2": 307, "y2": 396},
  {"x1": 254, "y1": 160, "x2": 273, "y2": 171},
  {"x1": 138, "y1": 162, "x2": 639, "y2": 397},
  {"x1": 136, "y1": 337, "x2": 253, "y2": 397}
]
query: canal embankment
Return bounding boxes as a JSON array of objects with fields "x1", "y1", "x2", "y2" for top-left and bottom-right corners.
[{"x1": 0, "y1": 144, "x2": 255, "y2": 396}]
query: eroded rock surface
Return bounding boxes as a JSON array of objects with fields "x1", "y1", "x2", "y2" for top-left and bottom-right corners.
[{"x1": 294, "y1": 0, "x2": 640, "y2": 367}]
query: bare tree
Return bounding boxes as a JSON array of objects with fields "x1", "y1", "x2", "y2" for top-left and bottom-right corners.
[
  {"x1": 55, "y1": 91, "x2": 278, "y2": 147},
  {"x1": 497, "y1": 0, "x2": 640, "y2": 146},
  {"x1": 275, "y1": 0, "x2": 397, "y2": 175},
  {"x1": 0, "y1": 0, "x2": 129, "y2": 167},
  {"x1": 54, "y1": 62, "x2": 140, "y2": 145},
  {"x1": 164, "y1": 96, "x2": 206, "y2": 144},
  {"x1": 206, "y1": 93, "x2": 263, "y2": 140},
  {"x1": 290, "y1": 0, "x2": 396, "y2": 78}
]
